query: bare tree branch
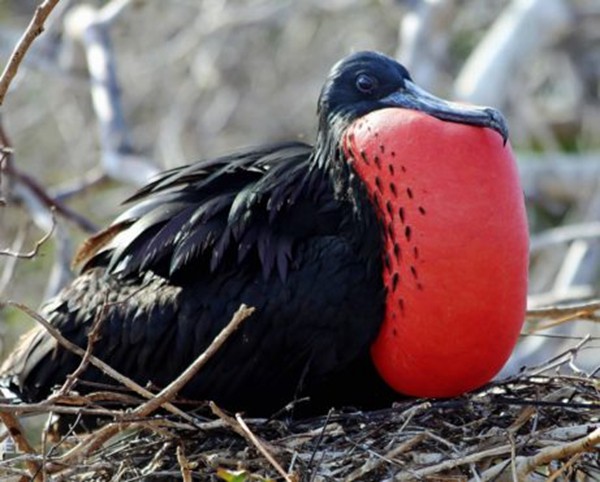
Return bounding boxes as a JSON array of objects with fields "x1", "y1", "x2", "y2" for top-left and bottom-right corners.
[
  {"x1": 396, "y1": 0, "x2": 458, "y2": 93},
  {"x1": 455, "y1": 0, "x2": 573, "y2": 106},
  {"x1": 64, "y1": 2, "x2": 159, "y2": 186},
  {"x1": 0, "y1": 0, "x2": 63, "y2": 105},
  {"x1": 56, "y1": 304, "x2": 254, "y2": 465},
  {"x1": 0, "y1": 118, "x2": 98, "y2": 234},
  {"x1": 530, "y1": 222, "x2": 600, "y2": 252}
]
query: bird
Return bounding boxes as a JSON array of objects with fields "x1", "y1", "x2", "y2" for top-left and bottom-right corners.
[{"x1": 0, "y1": 51, "x2": 528, "y2": 417}]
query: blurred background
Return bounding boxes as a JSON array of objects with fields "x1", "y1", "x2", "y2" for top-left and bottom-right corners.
[{"x1": 1, "y1": 0, "x2": 599, "y2": 374}]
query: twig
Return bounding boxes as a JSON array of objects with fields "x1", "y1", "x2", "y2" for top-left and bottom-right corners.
[
  {"x1": 40, "y1": 407, "x2": 56, "y2": 481},
  {"x1": 56, "y1": 420, "x2": 148, "y2": 469},
  {"x1": 307, "y1": 408, "x2": 334, "y2": 481},
  {"x1": 526, "y1": 299, "x2": 600, "y2": 319},
  {"x1": 528, "y1": 334, "x2": 591, "y2": 376},
  {"x1": 176, "y1": 445, "x2": 193, "y2": 482},
  {"x1": 0, "y1": 0, "x2": 63, "y2": 105},
  {"x1": 393, "y1": 444, "x2": 513, "y2": 481},
  {"x1": 141, "y1": 441, "x2": 172, "y2": 476},
  {"x1": 236, "y1": 412, "x2": 294, "y2": 482},
  {"x1": 424, "y1": 430, "x2": 460, "y2": 453},
  {"x1": 208, "y1": 402, "x2": 249, "y2": 439},
  {"x1": 344, "y1": 434, "x2": 424, "y2": 482},
  {"x1": 507, "y1": 387, "x2": 575, "y2": 435},
  {"x1": 0, "y1": 88, "x2": 97, "y2": 235},
  {"x1": 64, "y1": 2, "x2": 159, "y2": 186},
  {"x1": 527, "y1": 286, "x2": 597, "y2": 310},
  {"x1": 0, "y1": 401, "x2": 121, "y2": 418},
  {"x1": 55, "y1": 294, "x2": 110, "y2": 397},
  {"x1": 514, "y1": 426, "x2": 600, "y2": 479},
  {"x1": 546, "y1": 453, "x2": 582, "y2": 482},
  {"x1": 132, "y1": 304, "x2": 254, "y2": 418},
  {"x1": 1, "y1": 300, "x2": 195, "y2": 424},
  {"x1": 397, "y1": 401, "x2": 432, "y2": 435},
  {"x1": 0, "y1": 411, "x2": 42, "y2": 481},
  {"x1": 528, "y1": 312, "x2": 597, "y2": 332},
  {"x1": 9, "y1": 166, "x2": 98, "y2": 233},
  {"x1": 542, "y1": 424, "x2": 599, "y2": 441},
  {"x1": 0, "y1": 209, "x2": 55, "y2": 259},
  {"x1": 479, "y1": 427, "x2": 600, "y2": 482},
  {"x1": 52, "y1": 169, "x2": 108, "y2": 203},
  {"x1": 0, "y1": 226, "x2": 27, "y2": 295},
  {"x1": 57, "y1": 304, "x2": 254, "y2": 465},
  {"x1": 530, "y1": 221, "x2": 600, "y2": 251},
  {"x1": 509, "y1": 432, "x2": 518, "y2": 482},
  {"x1": 210, "y1": 402, "x2": 294, "y2": 482}
]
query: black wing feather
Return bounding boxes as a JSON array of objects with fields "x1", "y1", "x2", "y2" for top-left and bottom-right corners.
[{"x1": 89, "y1": 142, "x2": 318, "y2": 281}]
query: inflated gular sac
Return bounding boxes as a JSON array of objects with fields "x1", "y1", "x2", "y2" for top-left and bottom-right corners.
[{"x1": 344, "y1": 108, "x2": 529, "y2": 397}]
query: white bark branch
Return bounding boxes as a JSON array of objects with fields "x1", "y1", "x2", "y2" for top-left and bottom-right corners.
[
  {"x1": 64, "y1": 3, "x2": 159, "y2": 186},
  {"x1": 454, "y1": 0, "x2": 573, "y2": 106}
]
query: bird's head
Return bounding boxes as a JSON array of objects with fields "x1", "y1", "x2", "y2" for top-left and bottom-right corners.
[{"x1": 317, "y1": 51, "x2": 507, "y2": 145}]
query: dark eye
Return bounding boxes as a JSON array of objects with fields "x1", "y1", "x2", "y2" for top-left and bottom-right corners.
[{"x1": 355, "y1": 74, "x2": 377, "y2": 94}]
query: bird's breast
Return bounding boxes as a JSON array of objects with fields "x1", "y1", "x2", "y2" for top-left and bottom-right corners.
[{"x1": 343, "y1": 108, "x2": 528, "y2": 398}]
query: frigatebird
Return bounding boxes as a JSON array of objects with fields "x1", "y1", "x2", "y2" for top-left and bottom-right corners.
[{"x1": 1, "y1": 51, "x2": 527, "y2": 416}]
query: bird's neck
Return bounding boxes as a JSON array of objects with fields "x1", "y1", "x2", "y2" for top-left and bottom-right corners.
[{"x1": 311, "y1": 124, "x2": 384, "y2": 261}]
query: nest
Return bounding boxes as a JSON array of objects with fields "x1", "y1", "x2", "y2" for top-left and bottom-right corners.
[{"x1": 0, "y1": 306, "x2": 599, "y2": 482}]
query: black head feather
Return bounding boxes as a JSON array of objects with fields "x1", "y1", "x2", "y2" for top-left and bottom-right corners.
[{"x1": 317, "y1": 51, "x2": 412, "y2": 136}]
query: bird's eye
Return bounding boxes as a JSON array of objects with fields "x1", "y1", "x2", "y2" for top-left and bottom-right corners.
[{"x1": 355, "y1": 74, "x2": 377, "y2": 94}]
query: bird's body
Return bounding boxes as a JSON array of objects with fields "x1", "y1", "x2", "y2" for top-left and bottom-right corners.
[
  {"x1": 1, "y1": 51, "x2": 527, "y2": 417},
  {"x1": 6, "y1": 141, "x2": 390, "y2": 413}
]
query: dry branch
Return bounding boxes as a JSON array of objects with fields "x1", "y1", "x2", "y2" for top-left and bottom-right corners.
[
  {"x1": 55, "y1": 297, "x2": 110, "y2": 397},
  {"x1": 516, "y1": 427, "x2": 600, "y2": 478},
  {"x1": 210, "y1": 402, "x2": 295, "y2": 481},
  {"x1": 1, "y1": 349, "x2": 598, "y2": 481},
  {"x1": 530, "y1": 222, "x2": 600, "y2": 252},
  {"x1": 455, "y1": 0, "x2": 572, "y2": 105},
  {"x1": 64, "y1": 2, "x2": 159, "y2": 186},
  {"x1": 235, "y1": 413, "x2": 294, "y2": 482},
  {"x1": 1, "y1": 300, "x2": 196, "y2": 423},
  {"x1": 132, "y1": 304, "x2": 254, "y2": 418},
  {"x1": 526, "y1": 299, "x2": 600, "y2": 319},
  {"x1": 479, "y1": 427, "x2": 600, "y2": 482},
  {"x1": 0, "y1": 411, "x2": 41, "y2": 480},
  {"x1": 55, "y1": 304, "x2": 253, "y2": 465},
  {"x1": 176, "y1": 444, "x2": 194, "y2": 482},
  {"x1": 0, "y1": 0, "x2": 62, "y2": 105},
  {"x1": 344, "y1": 434, "x2": 424, "y2": 482},
  {"x1": 0, "y1": 210, "x2": 55, "y2": 259},
  {"x1": 0, "y1": 117, "x2": 97, "y2": 235}
]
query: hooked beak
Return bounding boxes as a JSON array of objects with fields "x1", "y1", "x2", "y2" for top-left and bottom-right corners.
[{"x1": 382, "y1": 80, "x2": 509, "y2": 144}]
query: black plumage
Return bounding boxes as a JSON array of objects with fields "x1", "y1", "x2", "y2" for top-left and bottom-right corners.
[{"x1": 1, "y1": 51, "x2": 507, "y2": 415}]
